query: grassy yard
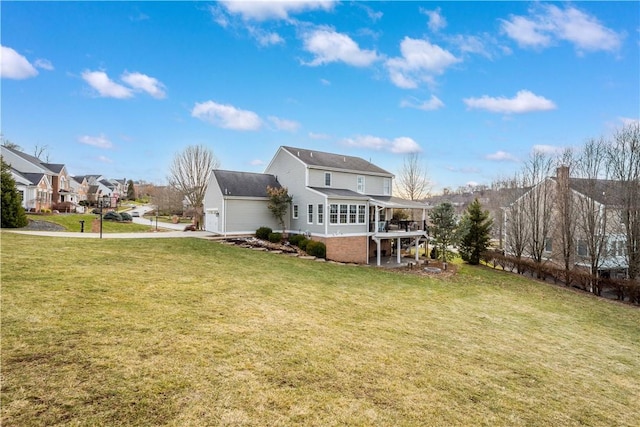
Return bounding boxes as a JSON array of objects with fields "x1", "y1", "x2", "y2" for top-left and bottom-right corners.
[
  {"x1": 26, "y1": 213, "x2": 151, "y2": 233},
  {"x1": 2, "y1": 232, "x2": 639, "y2": 426}
]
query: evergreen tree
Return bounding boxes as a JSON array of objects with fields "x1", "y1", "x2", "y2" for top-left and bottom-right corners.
[
  {"x1": 458, "y1": 198, "x2": 493, "y2": 265},
  {"x1": 126, "y1": 179, "x2": 136, "y2": 200},
  {"x1": 1, "y1": 157, "x2": 28, "y2": 228},
  {"x1": 428, "y1": 202, "x2": 457, "y2": 263}
]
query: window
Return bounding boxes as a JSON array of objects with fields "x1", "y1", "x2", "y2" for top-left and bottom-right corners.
[
  {"x1": 317, "y1": 204, "x2": 324, "y2": 225},
  {"x1": 544, "y1": 238, "x2": 553, "y2": 253},
  {"x1": 329, "y1": 204, "x2": 338, "y2": 224},
  {"x1": 358, "y1": 205, "x2": 366, "y2": 224},
  {"x1": 324, "y1": 172, "x2": 332, "y2": 187},
  {"x1": 357, "y1": 176, "x2": 365, "y2": 193},
  {"x1": 383, "y1": 178, "x2": 391, "y2": 195},
  {"x1": 329, "y1": 203, "x2": 367, "y2": 225},
  {"x1": 307, "y1": 204, "x2": 313, "y2": 224},
  {"x1": 292, "y1": 204, "x2": 299, "y2": 219},
  {"x1": 349, "y1": 205, "x2": 357, "y2": 223},
  {"x1": 577, "y1": 239, "x2": 588, "y2": 257},
  {"x1": 340, "y1": 204, "x2": 348, "y2": 224}
]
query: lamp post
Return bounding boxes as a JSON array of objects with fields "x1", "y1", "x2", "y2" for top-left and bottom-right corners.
[{"x1": 99, "y1": 194, "x2": 110, "y2": 239}]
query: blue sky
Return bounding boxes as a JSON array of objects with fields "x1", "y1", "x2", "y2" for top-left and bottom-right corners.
[{"x1": 2, "y1": 1, "x2": 638, "y2": 192}]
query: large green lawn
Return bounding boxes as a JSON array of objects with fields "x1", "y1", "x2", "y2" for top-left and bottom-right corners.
[{"x1": 2, "y1": 232, "x2": 639, "y2": 426}]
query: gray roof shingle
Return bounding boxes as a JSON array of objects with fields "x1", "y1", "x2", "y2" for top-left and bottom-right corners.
[
  {"x1": 281, "y1": 146, "x2": 392, "y2": 176},
  {"x1": 213, "y1": 170, "x2": 281, "y2": 198}
]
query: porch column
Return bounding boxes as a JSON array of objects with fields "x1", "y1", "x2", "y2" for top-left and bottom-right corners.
[
  {"x1": 373, "y1": 237, "x2": 381, "y2": 266},
  {"x1": 397, "y1": 237, "x2": 401, "y2": 264},
  {"x1": 414, "y1": 237, "x2": 420, "y2": 263}
]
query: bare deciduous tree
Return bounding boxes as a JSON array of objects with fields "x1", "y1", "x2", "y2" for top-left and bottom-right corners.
[
  {"x1": 167, "y1": 145, "x2": 220, "y2": 229},
  {"x1": 396, "y1": 152, "x2": 431, "y2": 201},
  {"x1": 523, "y1": 150, "x2": 555, "y2": 276},
  {"x1": 499, "y1": 172, "x2": 530, "y2": 272},
  {"x1": 555, "y1": 148, "x2": 578, "y2": 285},
  {"x1": 574, "y1": 137, "x2": 610, "y2": 292},
  {"x1": 607, "y1": 123, "x2": 640, "y2": 280},
  {"x1": 33, "y1": 144, "x2": 50, "y2": 162}
]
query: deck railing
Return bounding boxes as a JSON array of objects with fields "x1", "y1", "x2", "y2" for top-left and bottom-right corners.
[{"x1": 370, "y1": 220, "x2": 427, "y2": 233}]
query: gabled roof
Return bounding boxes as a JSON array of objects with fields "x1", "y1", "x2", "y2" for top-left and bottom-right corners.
[
  {"x1": 42, "y1": 163, "x2": 65, "y2": 174},
  {"x1": 20, "y1": 172, "x2": 49, "y2": 186},
  {"x1": 281, "y1": 146, "x2": 392, "y2": 176},
  {"x1": 213, "y1": 170, "x2": 281, "y2": 198},
  {"x1": 552, "y1": 177, "x2": 627, "y2": 206}
]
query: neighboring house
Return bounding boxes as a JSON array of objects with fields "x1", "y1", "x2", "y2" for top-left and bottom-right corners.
[
  {"x1": 204, "y1": 146, "x2": 428, "y2": 265},
  {"x1": 503, "y1": 166, "x2": 629, "y2": 279},
  {"x1": 1, "y1": 145, "x2": 78, "y2": 211}
]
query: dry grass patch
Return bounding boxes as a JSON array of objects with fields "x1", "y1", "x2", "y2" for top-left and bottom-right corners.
[{"x1": 2, "y1": 232, "x2": 639, "y2": 426}]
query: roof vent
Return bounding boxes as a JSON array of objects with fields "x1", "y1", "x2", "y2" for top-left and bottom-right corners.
[
  {"x1": 310, "y1": 152, "x2": 313, "y2": 157},
  {"x1": 297, "y1": 151, "x2": 300, "y2": 156},
  {"x1": 344, "y1": 157, "x2": 346, "y2": 162}
]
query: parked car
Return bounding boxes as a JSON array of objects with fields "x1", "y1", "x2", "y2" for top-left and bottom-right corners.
[{"x1": 131, "y1": 211, "x2": 140, "y2": 217}]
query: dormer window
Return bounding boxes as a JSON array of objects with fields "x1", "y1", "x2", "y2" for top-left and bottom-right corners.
[
  {"x1": 383, "y1": 178, "x2": 391, "y2": 195},
  {"x1": 357, "y1": 176, "x2": 365, "y2": 193},
  {"x1": 324, "y1": 172, "x2": 332, "y2": 187}
]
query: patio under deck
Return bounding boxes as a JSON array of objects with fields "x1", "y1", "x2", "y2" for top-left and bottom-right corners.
[
  {"x1": 371, "y1": 230, "x2": 427, "y2": 267},
  {"x1": 369, "y1": 254, "x2": 428, "y2": 268}
]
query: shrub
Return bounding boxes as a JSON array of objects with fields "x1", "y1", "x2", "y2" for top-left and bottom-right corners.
[
  {"x1": 103, "y1": 211, "x2": 122, "y2": 221},
  {"x1": 256, "y1": 226, "x2": 272, "y2": 240},
  {"x1": 268, "y1": 232, "x2": 282, "y2": 243},
  {"x1": 120, "y1": 212, "x2": 132, "y2": 221},
  {"x1": 288, "y1": 234, "x2": 306, "y2": 246},
  {"x1": 306, "y1": 240, "x2": 326, "y2": 258},
  {"x1": 297, "y1": 238, "x2": 310, "y2": 251}
]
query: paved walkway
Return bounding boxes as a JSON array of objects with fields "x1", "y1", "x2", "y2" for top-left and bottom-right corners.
[{"x1": 5, "y1": 229, "x2": 214, "y2": 239}]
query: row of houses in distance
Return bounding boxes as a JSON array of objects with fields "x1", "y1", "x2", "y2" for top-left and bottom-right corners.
[{"x1": 1, "y1": 145, "x2": 127, "y2": 213}]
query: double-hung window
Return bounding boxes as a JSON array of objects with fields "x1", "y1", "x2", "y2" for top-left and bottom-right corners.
[
  {"x1": 317, "y1": 204, "x2": 324, "y2": 225},
  {"x1": 383, "y1": 178, "x2": 391, "y2": 195},
  {"x1": 357, "y1": 176, "x2": 365, "y2": 193},
  {"x1": 324, "y1": 172, "x2": 332, "y2": 187},
  {"x1": 292, "y1": 204, "x2": 299, "y2": 219},
  {"x1": 307, "y1": 204, "x2": 314, "y2": 224}
]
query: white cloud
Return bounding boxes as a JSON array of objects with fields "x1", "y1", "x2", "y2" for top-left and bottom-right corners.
[
  {"x1": 400, "y1": 95, "x2": 445, "y2": 111},
  {"x1": 250, "y1": 159, "x2": 265, "y2": 166},
  {"x1": 619, "y1": 117, "x2": 640, "y2": 126},
  {"x1": 82, "y1": 70, "x2": 133, "y2": 99},
  {"x1": 97, "y1": 155, "x2": 113, "y2": 163},
  {"x1": 218, "y1": 0, "x2": 334, "y2": 21},
  {"x1": 248, "y1": 26, "x2": 285, "y2": 46},
  {"x1": 309, "y1": 132, "x2": 331, "y2": 140},
  {"x1": 421, "y1": 7, "x2": 447, "y2": 32},
  {"x1": 78, "y1": 134, "x2": 113, "y2": 149},
  {"x1": 268, "y1": 116, "x2": 300, "y2": 132},
  {"x1": 320, "y1": 78, "x2": 331, "y2": 86},
  {"x1": 486, "y1": 150, "x2": 518, "y2": 162},
  {"x1": 342, "y1": 135, "x2": 421, "y2": 154},
  {"x1": 532, "y1": 144, "x2": 563, "y2": 155},
  {"x1": 1, "y1": 45, "x2": 38, "y2": 79},
  {"x1": 390, "y1": 137, "x2": 422, "y2": 154},
  {"x1": 34, "y1": 58, "x2": 54, "y2": 71},
  {"x1": 121, "y1": 71, "x2": 166, "y2": 99},
  {"x1": 385, "y1": 37, "x2": 460, "y2": 89},
  {"x1": 191, "y1": 100, "x2": 263, "y2": 131},
  {"x1": 501, "y1": 4, "x2": 622, "y2": 53},
  {"x1": 463, "y1": 90, "x2": 556, "y2": 114},
  {"x1": 302, "y1": 29, "x2": 380, "y2": 67}
]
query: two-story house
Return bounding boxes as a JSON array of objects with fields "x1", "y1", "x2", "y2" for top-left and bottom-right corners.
[
  {"x1": 204, "y1": 146, "x2": 428, "y2": 265},
  {"x1": 503, "y1": 166, "x2": 630, "y2": 279},
  {"x1": 1, "y1": 145, "x2": 77, "y2": 211}
]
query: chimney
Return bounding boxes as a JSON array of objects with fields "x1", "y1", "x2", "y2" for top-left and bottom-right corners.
[{"x1": 557, "y1": 165, "x2": 570, "y2": 192}]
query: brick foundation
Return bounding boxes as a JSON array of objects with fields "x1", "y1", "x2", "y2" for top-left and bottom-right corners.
[{"x1": 315, "y1": 235, "x2": 368, "y2": 264}]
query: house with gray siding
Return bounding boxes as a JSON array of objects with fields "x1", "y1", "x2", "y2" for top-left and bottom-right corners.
[{"x1": 204, "y1": 146, "x2": 428, "y2": 265}]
